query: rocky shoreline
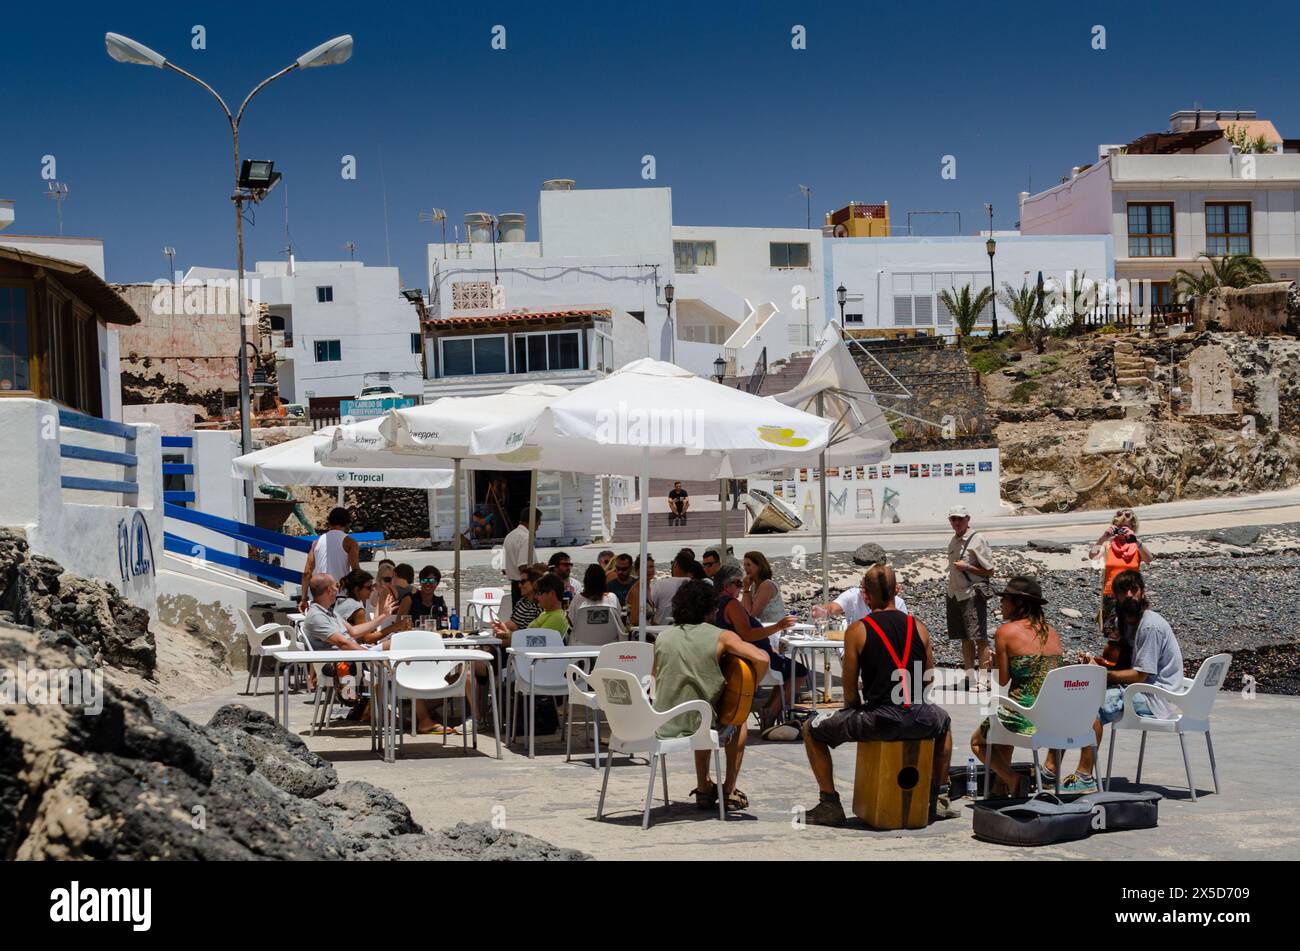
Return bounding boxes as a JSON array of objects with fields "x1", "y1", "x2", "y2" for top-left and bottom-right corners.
[{"x1": 445, "y1": 523, "x2": 1300, "y2": 695}]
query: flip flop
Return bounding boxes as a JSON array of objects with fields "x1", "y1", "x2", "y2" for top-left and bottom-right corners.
[
  {"x1": 418, "y1": 724, "x2": 454, "y2": 735},
  {"x1": 725, "y1": 789, "x2": 750, "y2": 811}
]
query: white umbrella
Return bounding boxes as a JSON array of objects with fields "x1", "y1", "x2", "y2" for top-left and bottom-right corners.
[
  {"x1": 319, "y1": 387, "x2": 570, "y2": 615},
  {"x1": 498, "y1": 358, "x2": 833, "y2": 638},
  {"x1": 771, "y1": 329, "x2": 895, "y2": 603},
  {"x1": 235, "y1": 425, "x2": 454, "y2": 489}
]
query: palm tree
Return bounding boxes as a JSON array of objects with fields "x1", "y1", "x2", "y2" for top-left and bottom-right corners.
[
  {"x1": 1173, "y1": 253, "x2": 1272, "y2": 299},
  {"x1": 998, "y1": 280, "x2": 1043, "y2": 341},
  {"x1": 938, "y1": 283, "x2": 994, "y2": 337}
]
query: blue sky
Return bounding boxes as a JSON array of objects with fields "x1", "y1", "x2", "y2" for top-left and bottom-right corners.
[{"x1": 3, "y1": 0, "x2": 1298, "y2": 288}]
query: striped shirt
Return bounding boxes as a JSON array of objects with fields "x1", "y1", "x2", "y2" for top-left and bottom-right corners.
[{"x1": 510, "y1": 598, "x2": 541, "y2": 628}]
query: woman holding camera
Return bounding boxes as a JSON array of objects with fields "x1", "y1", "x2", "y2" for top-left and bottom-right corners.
[{"x1": 1090, "y1": 509, "x2": 1153, "y2": 643}]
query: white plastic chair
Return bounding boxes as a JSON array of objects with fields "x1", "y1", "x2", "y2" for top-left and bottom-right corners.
[
  {"x1": 591, "y1": 667, "x2": 726, "y2": 829},
  {"x1": 239, "y1": 609, "x2": 295, "y2": 697},
  {"x1": 984, "y1": 663, "x2": 1107, "y2": 798},
  {"x1": 565, "y1": 642, "x2": 654, "y2": 767},
  {"x1": 465, "y1": 586, "x2": 506, "y2": 631},
  {"x1": 389, "y1": 630, "x2": 473, "y2": 754},
  {"x1": 1104, "y1": 653, "x2": 1231, "y2": 802},
  {"x1": 570, "y1": 602, "x2": 624, "y2": 647},
  {"x1": 507, "y1": 628, "x2": 571, "y2": 749}
]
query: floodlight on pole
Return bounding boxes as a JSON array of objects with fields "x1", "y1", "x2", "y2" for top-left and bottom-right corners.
[{"x1": 106, "y1": 29, "x2": 352, "y2": 531}]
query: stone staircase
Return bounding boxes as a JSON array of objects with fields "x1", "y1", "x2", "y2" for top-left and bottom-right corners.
[
  {"x1": 1112, "y1": 340, "x2": 1156, "y2": 402},
  {"x1": 724, "y1": 352, "x2": 814, "y2": 397},
  {"x1": 610, "y1": 478, "x2": 744, "y2": 543}
]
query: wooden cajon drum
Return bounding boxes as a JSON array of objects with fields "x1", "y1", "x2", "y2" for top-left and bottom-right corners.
[{"x1": 852, "y1": 738, "x2": 935, "y2": 830}]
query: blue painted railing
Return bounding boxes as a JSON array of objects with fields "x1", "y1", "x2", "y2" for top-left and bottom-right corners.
[
  {"x1": 58, "y1": 408, "x2": 138, "y2": 497},
  {"x1": 161, "y1": 436, "x2": 193, "y2": 505},
  {"x1": 163, "y1": 532, "x2": 300, "y2": 585}
]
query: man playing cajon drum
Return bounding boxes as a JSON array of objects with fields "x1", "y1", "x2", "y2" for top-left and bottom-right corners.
[{"x1": 800, "y1": 564, "x2": 958, "y2": 826}]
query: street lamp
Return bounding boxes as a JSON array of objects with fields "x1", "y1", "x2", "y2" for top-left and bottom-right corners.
[
  {"x1": 106, "y1": 31, "x2": 352, "y2": 523},
  {"x1": 713, "y1": 354, "x2": 727, "y2": 383},
  {"x1": 836, "y1": 283, "x2": 847, "y2": 327},
  {"x1": 663, "y1": 281, "x2": 675, "y2": 364},
  {"x1": 985, "y1": 203, "x2": 999, "y2": 339}
]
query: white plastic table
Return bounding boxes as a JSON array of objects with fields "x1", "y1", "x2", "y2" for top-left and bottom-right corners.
[
  {"x1": 506, "y1": 645, "x2": 601, "y2": 758},
  {"x1": 271, "y1": 648, "x2": 501, "y2": 762},
  {"x1": 778, "y1": 630, "x2": 843, "y2": 710}
]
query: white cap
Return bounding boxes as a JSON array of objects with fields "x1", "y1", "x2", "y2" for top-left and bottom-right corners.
[{"x1": 947, "y1": 505, "x2": 970, "y2": 518}]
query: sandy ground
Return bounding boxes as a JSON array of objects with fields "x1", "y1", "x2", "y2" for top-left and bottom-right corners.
[
  {"x1": 106, "y1": 621, "x2": 232, "y2": 706},
  {"x1": 177, "y1": 673, "x2": 1300, "y2": 861}
]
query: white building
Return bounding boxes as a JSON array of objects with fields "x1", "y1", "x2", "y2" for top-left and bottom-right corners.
[
  {"x1": 1019, "y1": 109, "x2": 1300, "y2": 306},
  {"x1": 427, "y1": 182, "x2": 827, "y2": 379},
  {"x1": 186, "y1": 259, "x2": 424, "y2": 410},
  {"x1": 824, "y1": 234, "x2": 1114, "y2": 332}
]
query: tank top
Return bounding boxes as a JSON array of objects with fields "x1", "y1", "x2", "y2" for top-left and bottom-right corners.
[
  {"x1": 858, "y1": 609, "x2": 918, "y2": 708},
  {"x1": 714, "y1": 594, "x2": 763, "y2": 634},
  {"x1": 311, "y1": 529, "x2": 350, "y2": 581},
  {"x1": 1103, "y1": 541, "x2": 1142, "y2": 595},
  {"x1": 408, "y1": 592, "x2": 448, "y2": 626}
]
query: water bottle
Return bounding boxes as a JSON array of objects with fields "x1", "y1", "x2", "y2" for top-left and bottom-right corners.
[
  {"x1": 449, "y1": 609, "x2": 459, "y2": 631},
  {"x1": 966, "y1": 756, "x2": 978, "y2": 799}
]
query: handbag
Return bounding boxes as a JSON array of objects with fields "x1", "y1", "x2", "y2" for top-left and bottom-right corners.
[{"x1": 971, "y1": 793, "x2": 1095, "y2": 846}]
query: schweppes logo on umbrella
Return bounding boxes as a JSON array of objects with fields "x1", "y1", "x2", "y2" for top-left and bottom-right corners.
[{"x1": 757, "y1": 425, "x2": 810, "y2": 448}]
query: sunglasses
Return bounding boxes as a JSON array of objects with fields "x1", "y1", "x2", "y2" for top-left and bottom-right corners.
[{"x1": 420, "y1": 578, "x2": 439, "y2": 585}]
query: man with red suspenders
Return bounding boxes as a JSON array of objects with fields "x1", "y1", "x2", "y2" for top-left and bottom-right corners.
[{"x1": 800, "y1": 563, "x2": 958, "y2": 826}]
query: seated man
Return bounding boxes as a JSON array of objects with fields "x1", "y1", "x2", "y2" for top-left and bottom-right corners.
[
  {"x1": 301, "y1": 572, "x2": 394, "y2": 711},
  {"x1": 811, "y1": 561, "x2": 909, "y2": 624},
  {"x1": 627, "y1": 554, "x2": 686, "y2": 627},
  {"x1": 606, "y1": 554, "x2": 636, "y2": 607},
  {"x1": 653, "y1": 579, "x2": 770, "y2": 812},
  {"x1": 527, "y1": 573, "x2": 571, "y2": 640},
  {"x1": 1049, "y1": 568, "x2": 1185, "y2": 793},
  {"x1": 801, "y1": 564, "x2": 957, "y2": 825},
  {"x1": 667, "y1": 481, "x2": 690, "y2": 524}
]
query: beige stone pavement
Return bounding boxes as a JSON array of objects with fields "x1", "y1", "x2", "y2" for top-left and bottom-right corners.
[{"x1": 178, "y1": 674, "x2": 1300, "y2": 861}]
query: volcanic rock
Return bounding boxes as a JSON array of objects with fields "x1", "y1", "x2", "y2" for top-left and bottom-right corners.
[
  {"x1": 1206, "y1": 526, "x2": 1263, "y2": 548},
  {"x1": 852, "y1": 542, "x2": 889, "y2": 567}
]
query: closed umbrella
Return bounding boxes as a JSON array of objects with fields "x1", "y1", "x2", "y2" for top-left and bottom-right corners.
[
  {"x1": 235, "y1": 424, "x2": 454, "y2": 489},
  {"x1": 771, "y1": 329, "x2": 894, "y2": 602}
]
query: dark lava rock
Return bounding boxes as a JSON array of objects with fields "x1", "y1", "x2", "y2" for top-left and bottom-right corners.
[
  {"x1": 1206, "y1": 527, "x2": 1263, "y2": 548},
  {"x1": 0, "y1": 624, "x2": 588, "y2": 861},
  {"x1": 1027, "y1": 539, "x2": 1072, "y2": 553},
  {"x1": 0, "y1": 528, "x2": 155, "y2": 676},
  {"x1": 852, "y1": 542, "x2": 888, "y2": 567}
]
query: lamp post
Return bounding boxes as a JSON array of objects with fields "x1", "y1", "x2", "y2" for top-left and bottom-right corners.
[
  {"x1": 663, "y1": 281, "x2": 676, "y2": 364},
  {"x1": 985, "y1": 203, "x2": 999, "y2": 339},
  {"x1": 836, "y1": 283, "x2": 847, "y2": 327},
  {"x1": 713, "y1": 354, "x2": 727, "y2": 384},
  {"x1": 106, "y1": 31, "x2": 352, "y2": 523}
]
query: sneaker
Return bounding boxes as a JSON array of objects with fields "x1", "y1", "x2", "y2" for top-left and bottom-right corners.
[
  {"x1": 804, "y1": 795, "x2": 846, "y2": 827},
  {"x1": 1059, "y1": 772, "x2": 1098, "y2": 794},
  {"x1": 932, "y1": 793, "x2": 960, "y2": 821}
]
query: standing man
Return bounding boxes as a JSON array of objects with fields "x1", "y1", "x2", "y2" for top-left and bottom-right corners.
[
  {"x1": 502, "y1": 506, "x2": 540, "y2": 605},
  {"x1": 667, "y1": 481, "x2": 690, "y2": 525},
  {"x1": 299, "y1": 507, "x2": 360, "y2": 613},
  {"x1": 946, "y1": 505, "x2": 994, "y2": 692}
]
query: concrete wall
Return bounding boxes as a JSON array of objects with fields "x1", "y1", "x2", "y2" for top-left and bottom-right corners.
[
  {"x1": 539, "y1": 187, "x2": 673, "y2": 258},
  {"x1": 0, "y1": 398, "x2": 160, "y2": 611},
  {"x1": 747, "y1": 447, "x2": 1003, "y2": 527},
  {"x1": 826, "y1": 235, "x2": 1114, "y2": 330},
  {"x1": 1020, "y1": 153, "x2": 1300, "y2": 284}
]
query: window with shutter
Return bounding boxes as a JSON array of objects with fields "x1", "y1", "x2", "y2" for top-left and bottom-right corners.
[{"x1": 893, "y1": 295, "x2": 913, "y2": 326}]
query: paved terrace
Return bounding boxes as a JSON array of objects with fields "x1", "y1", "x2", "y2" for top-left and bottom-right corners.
[{"x1": 178, "y1": 677, "x2": 1299, "y2": 860}]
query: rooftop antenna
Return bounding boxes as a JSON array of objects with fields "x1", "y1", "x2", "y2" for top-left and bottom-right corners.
[
  {"x1": 344, "y1": 241, "x2": 356, "y2": 260},
  {"x1": 379, "y1": 151, "x2": 392, "y2": 271},
  {"x1": 45, "y1": 181, "x2": 69, "y2": 235},
  {"x1": 420, "y1": 208, "x2": 448, "y2": 258},
  {"x1": 163, "y1": 246, "x2": 176, "y2": 279},
  {"x1": 280, "y1": 181, "x2": 295, "y2": 275},
  {"x1": 798, "y1": 184, "x2": 812, "y2": 229}
]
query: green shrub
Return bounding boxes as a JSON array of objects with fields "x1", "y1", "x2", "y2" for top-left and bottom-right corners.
[{"x1": 1009, "y1": 381, "x2": 1039, "y2": 404}]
